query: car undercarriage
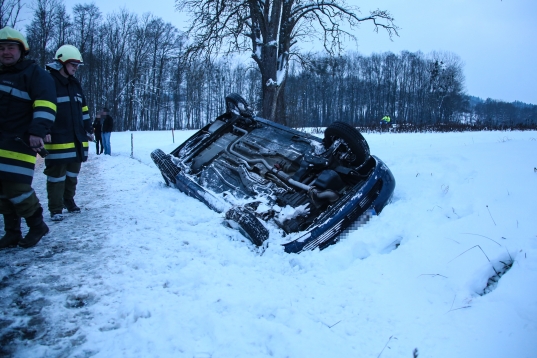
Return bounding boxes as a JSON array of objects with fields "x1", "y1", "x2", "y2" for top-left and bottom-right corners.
[{"x1": 151, "y1": 94, "x2": 395, "y2": 253}]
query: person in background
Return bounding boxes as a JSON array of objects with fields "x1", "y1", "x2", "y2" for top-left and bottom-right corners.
[
  {"x1": 0, "y1": 27, "x2": 56, "y2": 248},
  {"x1": 92, "y1": 113, "x2": 103, "y2": 155},
  {"x1": 101, "y1": 107, "x2": 113, "y2": 155},
  {"x1": 44, "y1": 45, "x2": 93, "y2": 222},
  {"x1": 380, "y1": 115, "x2": 391, "y2": 132}
]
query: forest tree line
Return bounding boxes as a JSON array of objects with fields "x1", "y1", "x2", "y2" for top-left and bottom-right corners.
[{"x1": 8, "y1": 0, "x2": 537, "y2": 131}]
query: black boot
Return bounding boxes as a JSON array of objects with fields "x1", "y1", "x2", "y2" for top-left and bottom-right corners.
[
  {"x1": 64, "y1": 198, "x2": 81, "y2": 213},
  {"x1": 19, "y1": 207, "x2": 49, "y2": 248},
  {"x1": 0, "y1": 214, "x2": 23, "y2": 248}
]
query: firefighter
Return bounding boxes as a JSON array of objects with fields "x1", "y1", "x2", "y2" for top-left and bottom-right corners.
[
  {"x1": 44, "y1": 45, "x2": 93, "y2": 221},
  {"x1": 0, "y1": 26, "x2": 56, "y2": 248}
]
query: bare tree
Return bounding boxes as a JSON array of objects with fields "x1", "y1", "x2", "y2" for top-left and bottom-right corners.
[
  {"x1": 102, "y1": 8, "x2": 136, "y2": 120},
  {"x1": 124, "y1": 13, "x2": 154, "y2": 130},
  {"x1": 26, "y1": 0, "x2": 61, "y2": 66},
  {"x1": 0, "y1": 0, "x2": 23, "y2": 28},
  {"x1": 72, "y1": 3, "x2": 101, "y2": 112},
  {"x1": 52, "y1": 2, "x2": 71, "y2": 50},
  {"x1": 146, "y1": 18, "x2": 180, "y2": 129},
  {"x1": 427, "y1": 51, "x2": 465, "y2": 123},
  {"x1": 176, "y1": 0, "x2": 398, "y2": 123},
  {"x1": 72, "y1": 3, "x2": 101, "y2": 54}
]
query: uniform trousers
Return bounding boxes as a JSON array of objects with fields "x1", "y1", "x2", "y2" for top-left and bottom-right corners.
[{"x1": 44, "y1": 162, "x2": 81, "y2": 213}]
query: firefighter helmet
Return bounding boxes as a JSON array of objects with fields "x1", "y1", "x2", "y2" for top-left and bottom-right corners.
[
  {"x1": 0, "y1": 26, "x2": 30, "y2": 55},
  {"x1": 54, "y1": 45, "x2": 83, "y2": 64}
]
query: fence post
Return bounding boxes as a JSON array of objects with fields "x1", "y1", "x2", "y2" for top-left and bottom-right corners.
[
  {"x1": 130, "y1": 133, "x2": 134, "y2": 159},
  {"x1": 172, "y1": 128, "x2": 175, "y2": 143}
]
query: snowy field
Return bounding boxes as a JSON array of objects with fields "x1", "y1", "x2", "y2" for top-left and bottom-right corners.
[{"x1": 1, "y1": 128, "x2": 536, "y2": 358}]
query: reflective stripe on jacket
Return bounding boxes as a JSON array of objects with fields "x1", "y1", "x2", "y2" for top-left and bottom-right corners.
[
  {"x1": 44, "y1": 69, "x2": 91, "y2": 165},
  {"x1": 0, "y1": 60, "x2": 57, "y2": 184}
]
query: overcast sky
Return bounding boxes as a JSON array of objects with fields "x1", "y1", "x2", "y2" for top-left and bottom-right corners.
[{"x1": 39, "y1": 0, "x2": 537, "y2": 104}]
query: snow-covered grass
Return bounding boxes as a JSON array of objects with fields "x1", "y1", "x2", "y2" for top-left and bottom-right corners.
[{"x1": 1, "y1": 129, "x2": 536, "y2": 358}]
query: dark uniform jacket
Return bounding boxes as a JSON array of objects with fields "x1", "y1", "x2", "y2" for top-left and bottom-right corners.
[
  {"x1": 44, "y1": 68, "x2": 92, "y2": 165},
  {"x1": 102, "y1": 114, "x2": 113, "y2": 132},
  {"x1": 0, "y1": 60, "x2": 57, "y2": 184}
]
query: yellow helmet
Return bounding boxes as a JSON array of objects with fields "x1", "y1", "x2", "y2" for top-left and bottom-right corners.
[
  {"x1": 0, "y1": 26, "x2": 30, "y2": 55},
  {"x1": 55, "y1": 45, "x2": 83, "y2": 64}
]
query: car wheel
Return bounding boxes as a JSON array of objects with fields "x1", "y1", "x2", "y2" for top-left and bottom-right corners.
[
  {"x1": 225, "y1": 93, "x2": 254, "y2": 118},
  {"x1": 323, "y1": 122, "x2": 370, "y2": 166},
  {"x1": 150, "y1": 149, "x2": 181, "y2": 185},
  {"x1": 225, "y1": 206, "x2": 269, "y2": 246}
]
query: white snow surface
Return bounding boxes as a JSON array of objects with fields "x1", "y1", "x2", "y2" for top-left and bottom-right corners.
[{"x1": 1, "y1": 130, "x2": 537, "y2": 358}]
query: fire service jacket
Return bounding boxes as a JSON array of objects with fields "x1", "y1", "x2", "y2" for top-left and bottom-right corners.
[
  {"x1": 44, "y1": 68, "x2": 92, "y2": 165},
  {"x1": 0, "y1": 60, "x2": 57, "y2": 184}
]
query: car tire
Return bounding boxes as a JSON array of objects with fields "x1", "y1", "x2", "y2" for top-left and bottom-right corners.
[
  {"x1": 225, "y1": 206, "x2": 269, "y2": 246},
  {"x1": 150, "y1": 149, "x2": 181, "y2": 185},
  {"x1": 225, "y1": 93, "x2": 253, "y2": 118},
  {"x1": 324, "y1": 122, "x2": 370, "y2": 166}
]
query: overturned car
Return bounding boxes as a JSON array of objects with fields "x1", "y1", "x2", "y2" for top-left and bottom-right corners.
[{"x1": 151, "y1": 94, "x2": 395, "y2": 253}]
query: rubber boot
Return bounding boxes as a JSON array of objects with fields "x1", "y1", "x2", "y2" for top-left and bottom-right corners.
[
  {"x1": 0, "y1": 214, "x2": 23, "y2": 248},
  {"x1": 63, "y1": 198, "x2": 81, "y2": 213},
  {"x1": 19, "y1": 207, "x2": 49, "y2": 248}
]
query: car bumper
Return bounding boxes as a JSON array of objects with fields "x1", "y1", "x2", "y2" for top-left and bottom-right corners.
[{"x1": 282, "y1": 156, "x2": 395, "y2": 253}]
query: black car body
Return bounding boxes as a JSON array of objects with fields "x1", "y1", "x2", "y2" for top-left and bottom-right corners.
[{"x1": 151, "y1": 94, "x2": 395, "y2": 253}]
